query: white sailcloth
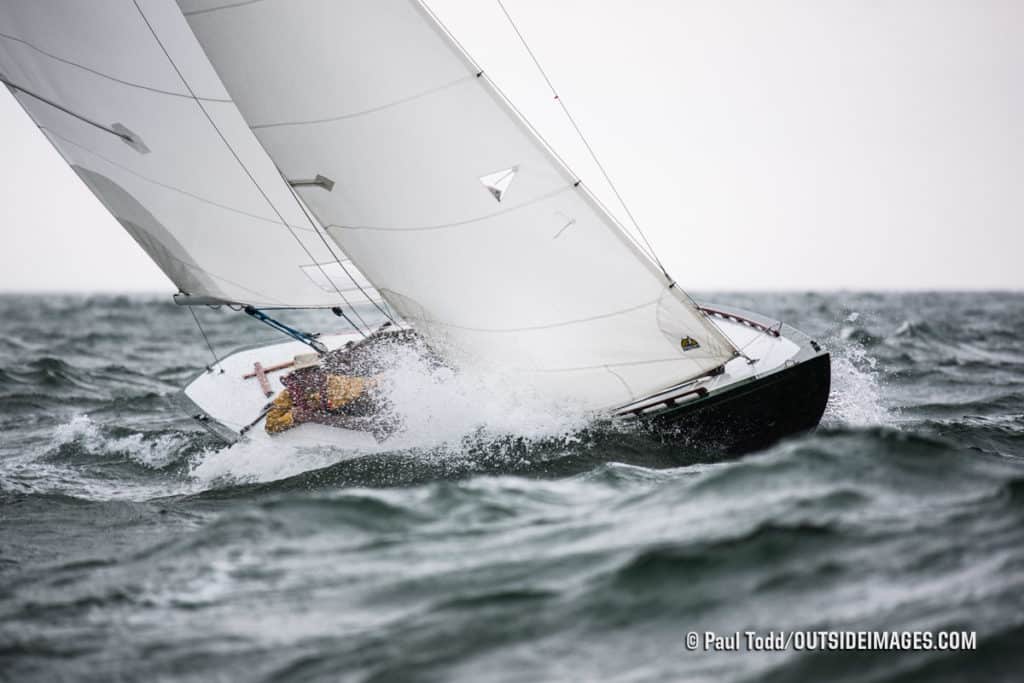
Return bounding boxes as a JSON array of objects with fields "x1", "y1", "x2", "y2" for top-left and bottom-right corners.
[
  {"x1": 181, "y1": 0, "x2": 738, "y2": 409},
  {"x1": 0, "y1": 0, "x2": 383, "y2": 310}
]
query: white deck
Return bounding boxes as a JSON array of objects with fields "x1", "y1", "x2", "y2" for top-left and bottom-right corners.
[{"x1": 183, "y1": 330, "x2": 375, "y2": 448}]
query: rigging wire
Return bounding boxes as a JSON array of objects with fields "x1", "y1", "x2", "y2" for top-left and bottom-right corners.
[
  {"x1": 490, "y1": 1, "x2": 739, "y2": 356},
  {"x1": 188, "y1": 305, "x2": 223, "y2": 372},
  {"x1": 415, "y1": 2, "x2": 660, "y2": 265},
  {"x1": 333, "y1": 307, "x2": 366, "y2": 336},
  {"x1": 279, "y1": 178, "x2": 400, "y2": 328},
  {"x1": 415, "y1": 1, "x2": 740, "y2": 362},
  {"x1": 493, "y1": 0, "x2": 670, "y2": 278},
  {"x1": 130, "y1": 0, "x2": 372, "y2": 338}
]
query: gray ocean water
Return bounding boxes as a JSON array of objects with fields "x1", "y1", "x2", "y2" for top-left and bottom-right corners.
[{"x1": 1, "y1": 292, "x2": 1022, "y2": 682}]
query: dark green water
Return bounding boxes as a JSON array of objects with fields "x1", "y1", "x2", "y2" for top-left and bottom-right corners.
[{"x1": 1, "y1": 292, "x2": 1022, "y2": 682}]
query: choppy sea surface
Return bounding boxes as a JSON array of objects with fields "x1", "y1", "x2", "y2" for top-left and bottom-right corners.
[{"x1": 1, "y1": 292, "x2": 1022, "y2": 682}]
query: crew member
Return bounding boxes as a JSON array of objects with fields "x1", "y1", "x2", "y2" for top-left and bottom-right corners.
[
  {"x1": 264, "y1": 353, "x2": 374, "y2": 434},
  {"x1": 264, "y1": 326, "x2": 438, "y2": 437}
]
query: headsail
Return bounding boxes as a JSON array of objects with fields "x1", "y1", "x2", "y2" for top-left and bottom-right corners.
[
  {"x1": 181, "y1": 0, "x2": 738, "y2": 410},
  {"x1": 0, "y1": 0, "x2": 383, "y2": 312}
]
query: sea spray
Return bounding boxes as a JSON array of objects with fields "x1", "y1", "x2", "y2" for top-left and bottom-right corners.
[
  {"x1": 822, "y1": 311, "x2": 893, "y2": 427},
  {"x1": 188, "y1": 339, "x2": 595, "y2": 485},
  {"x1": 373, "y1": 340, "x2": 593, "y2": 448}
]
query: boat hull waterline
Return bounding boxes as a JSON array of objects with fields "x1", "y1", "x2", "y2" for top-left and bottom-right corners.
[{"x1": 635, "y1": 353, "x2": 830, "y2": 455}]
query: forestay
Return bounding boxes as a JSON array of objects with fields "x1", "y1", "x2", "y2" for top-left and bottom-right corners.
[
  {"x1": 0, "y1": 0, "x2": 382, "y2": 310},
  {"x1": 181, "y1": 0, "x2": 738, "y2": 410}
]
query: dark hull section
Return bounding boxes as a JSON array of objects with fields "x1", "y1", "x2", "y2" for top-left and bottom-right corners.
[{"x1": 644, "y1": 353, "x2": 831, "y2": 455}]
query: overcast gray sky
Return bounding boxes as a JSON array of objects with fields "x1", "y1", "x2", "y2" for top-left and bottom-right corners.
[{"x1": 2, "y1": 0, "x2": 1022, "y2": 292}]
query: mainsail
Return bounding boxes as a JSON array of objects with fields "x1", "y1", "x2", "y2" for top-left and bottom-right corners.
[
  {"x1": 3, "y1": 0, "x2": 738, "y2": 410},
  {"x1": 181, "y1": 0, "x2": 738, "y2": 408},
  {"x1": 0, "y1": 0, "x2": 382, "y2": 311}
]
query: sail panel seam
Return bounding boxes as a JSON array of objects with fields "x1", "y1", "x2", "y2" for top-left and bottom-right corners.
[
  {"x1": 298, "y1": 267, "x2": 381, "y2": 297},
  {"x1": 493, "y1": 0, "x2": 669, "y2": 277},
  {"x1": 413, "y1": 2, "x2": 697, "y2": 291},
  {"x1": 9, "y1": 67, "x2": 293, "y2": 307},
  {"x1": 182, "y1": 0, "x2": 268, "y2": 17},
  {"x1": 532, "y1": 358, "x2": 724, "y2": 374},
  {"x1": 326, "y1": 185, "x2": 573, "y2": 233},
  {"x1": 249, "y1": 75, "x2": 476, "y2": 130},
  {"x1": 180, "y1": 0, "x2": 395, "y2": 324},
  {"x1": 415, "y1": 1, "x2": 741, "y2": 359},
  {"x1": 401, "y1": 297, "x2": 659, "y2": 333},
  {"x1": 507, "y1": 356, "x2": 724, "y2": 375},
  {"x1": 140, "y1": 241, "x2": 289, "y2": 306},
  {"x1": 491, "y1": 0, "x2": 740, "y2": 358},
  {"x1": 39, "y1": 126, "x2": 319, "y2": 233},
  {"x1": 0, "y1": 30, "x2": 231, "y2": 102}
]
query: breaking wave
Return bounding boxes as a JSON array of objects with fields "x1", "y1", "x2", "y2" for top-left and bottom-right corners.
[{"x1": 822, "y1": 311, "x2": 894, "y2": 427}]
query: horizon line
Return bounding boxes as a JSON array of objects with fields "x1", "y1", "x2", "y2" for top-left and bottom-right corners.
[{"x1": 1, "y1": 287, "x2": 1021, "y2": 296}]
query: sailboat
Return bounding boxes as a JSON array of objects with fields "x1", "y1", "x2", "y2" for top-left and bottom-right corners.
[{"x1": 1, "y1": 0, "x2": 829, "y2": 454}]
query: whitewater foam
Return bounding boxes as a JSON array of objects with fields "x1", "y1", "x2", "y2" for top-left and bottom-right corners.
[
  {"x1": 0, "y1": 414, "x2": 201, "y2": 500},
  {"x1": 53, "y1": 414, "x2": 185, "y2": 469},
  {"x1": 823, "y1": 312, "x2": 894, "y2": 427},
  {"x1": 187, "y1": 341, "x2": 595, "y2": 486},
  {"x1": 187, "y1": 311, "x2": 900, "y2": 486}
]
